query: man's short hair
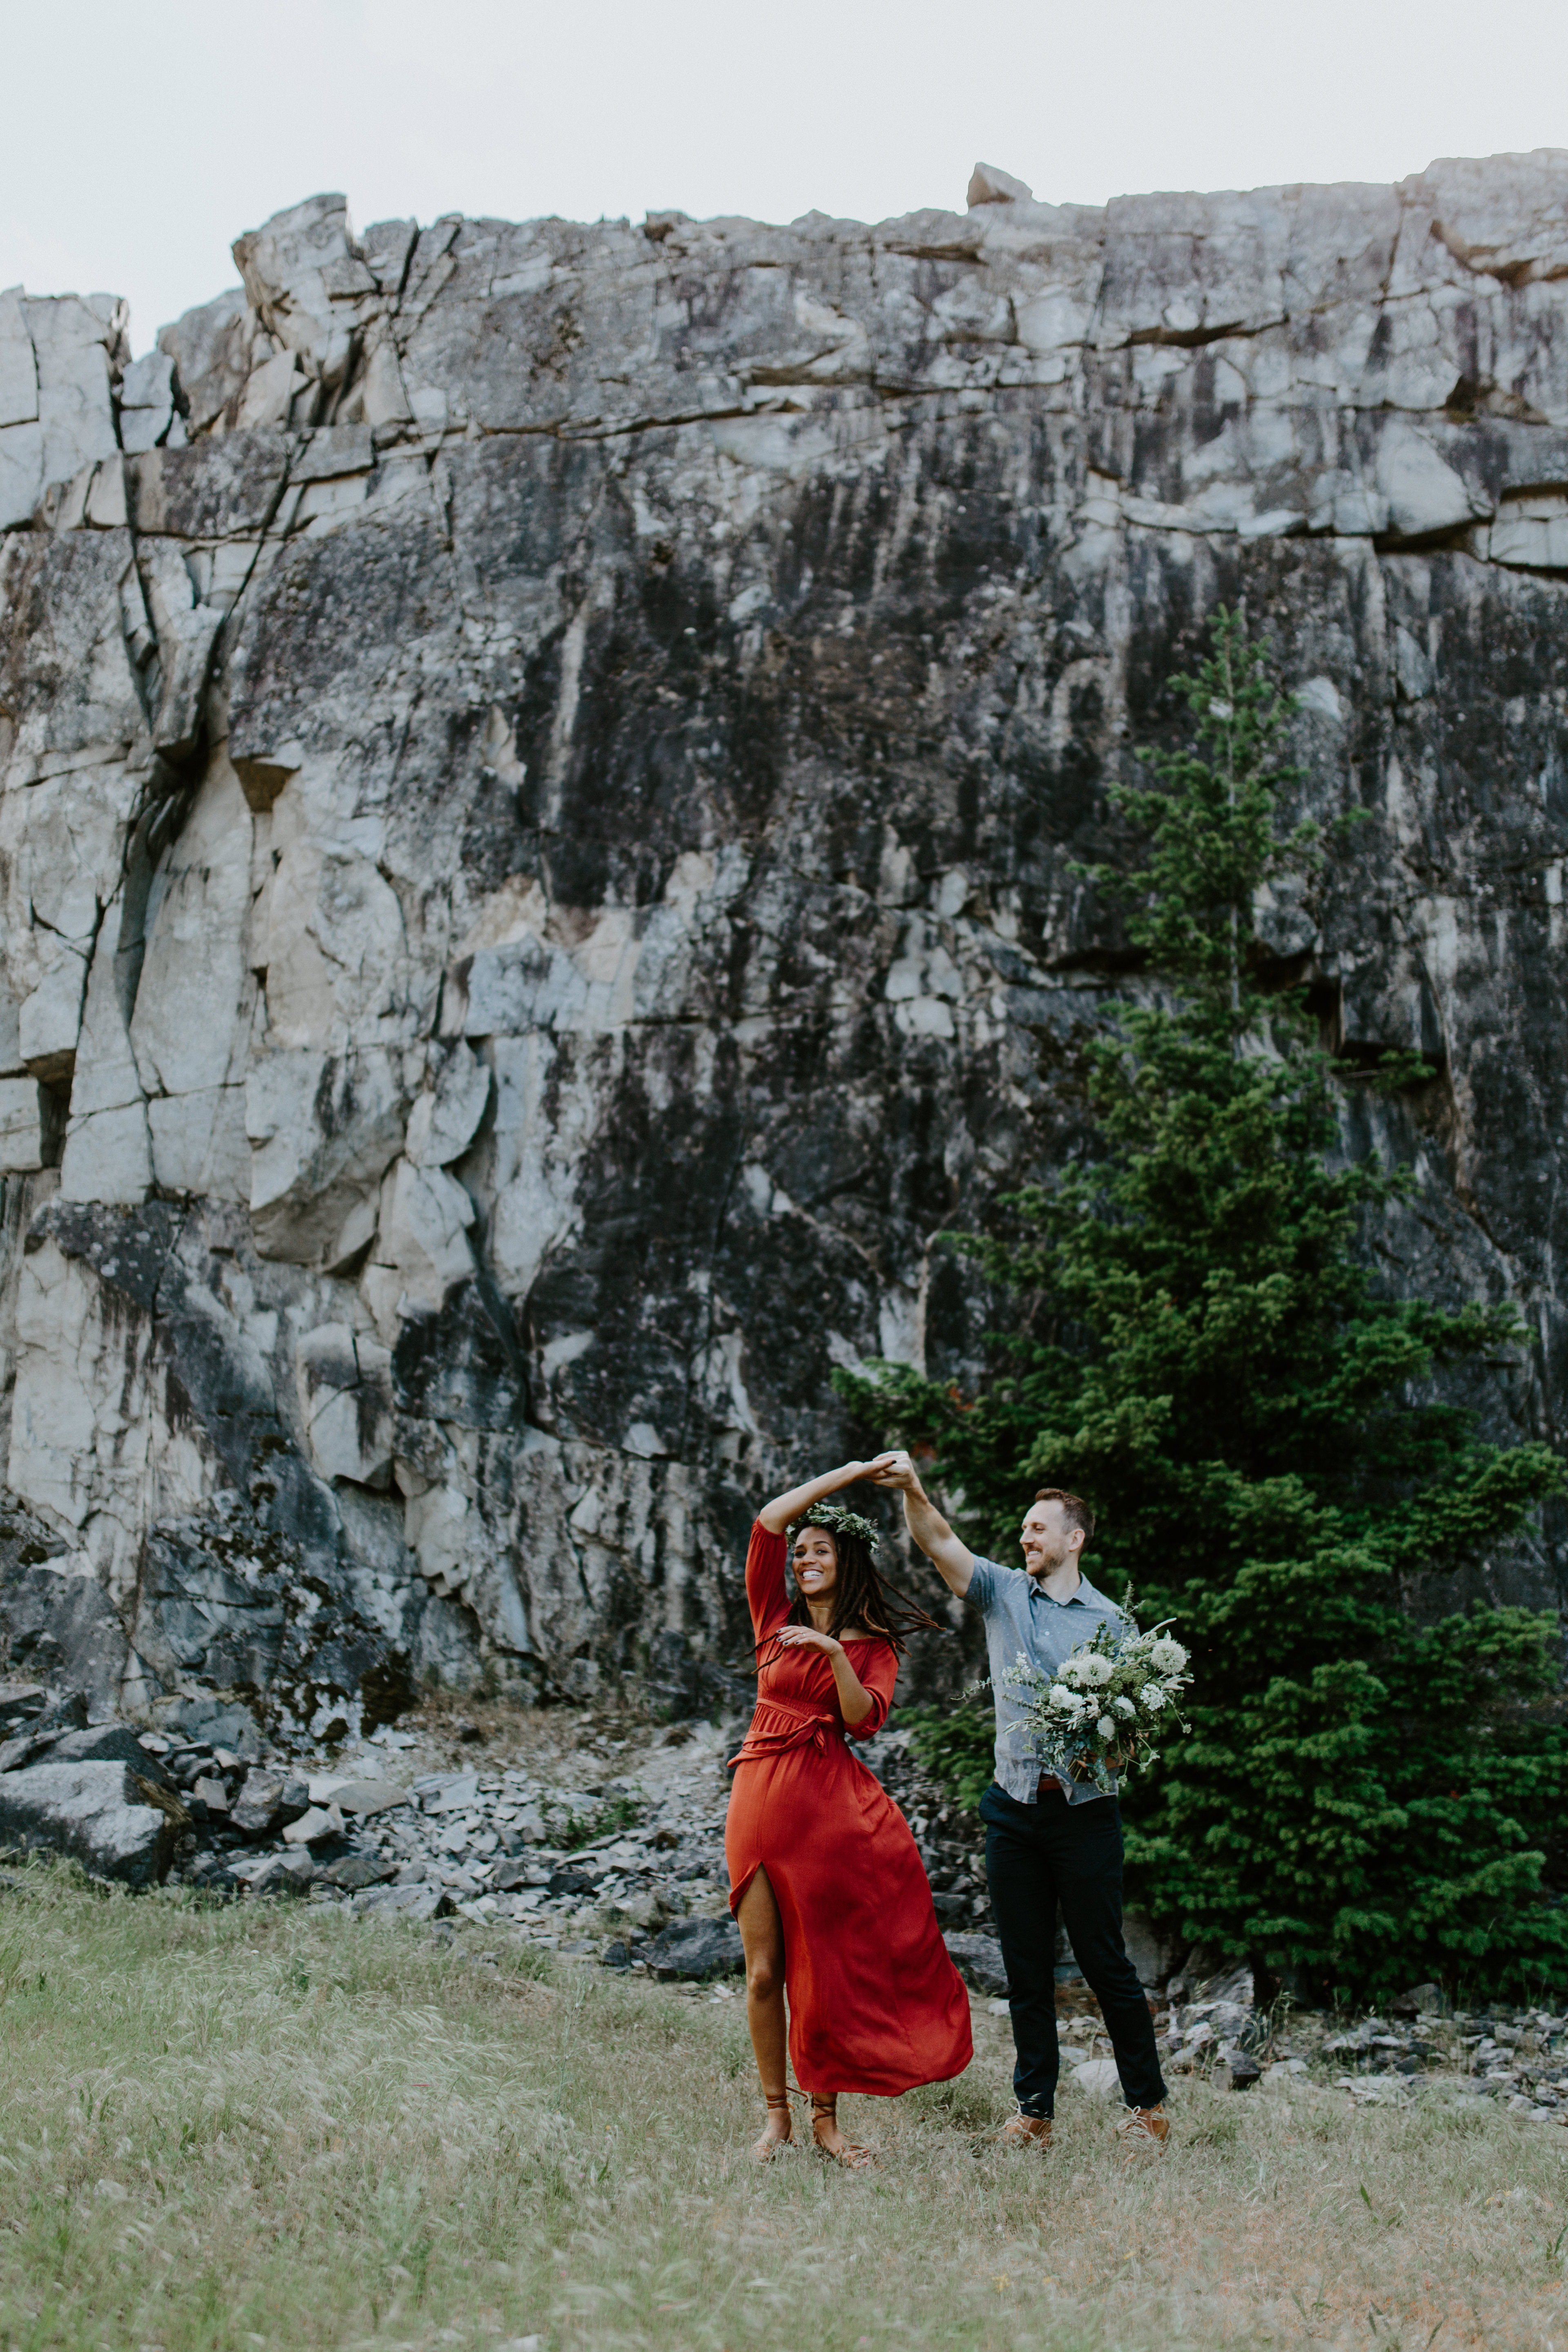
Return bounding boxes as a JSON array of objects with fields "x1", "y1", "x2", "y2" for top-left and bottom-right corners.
[{"x1": 1033, "y1": 1486, "x2": 1095, "y2": 1543}]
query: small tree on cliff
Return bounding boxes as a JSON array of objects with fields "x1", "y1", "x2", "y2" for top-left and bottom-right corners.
[{"x1": 843, "y1": 609, "x2": 1568, "y2": 2002}]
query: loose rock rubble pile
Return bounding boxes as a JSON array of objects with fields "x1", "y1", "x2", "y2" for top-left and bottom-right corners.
[
  {"x1": 5, "y1": 1680, "x2": 1567, "y2": 2103},
  {"x1": 172, "y1": 1703, "x2": 742, "y2": 1971},
  {"x1": 0, "y1": 1683, "x2": 982, "y2": 1984},
  {"x1": 166, "y1": 1708, "x2": 984, "y2": 1965},
  {"x1": 1149, "y1": 1969, "x2": 1568, "y2": 2120},
  {"x1": 869, "y1": 1735, "x2": 996, "y2": 1933}
]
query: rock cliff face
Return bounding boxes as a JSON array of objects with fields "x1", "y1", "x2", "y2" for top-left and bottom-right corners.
[{"x1": 1, "y1": 154, "x2": 1565, "y2": 1737}]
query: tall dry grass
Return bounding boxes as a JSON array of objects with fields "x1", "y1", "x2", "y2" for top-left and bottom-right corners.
[{"x1": 0, "y1": 1860, "x2": 1562, "y2": 2351}]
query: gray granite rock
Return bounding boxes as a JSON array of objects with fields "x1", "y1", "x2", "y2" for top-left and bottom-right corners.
[
  {"x1": 247, "y1": 1848, "x2": 315, "y2": 1895},
  {"x1": 0, "y1": 1757, "x2": 178, "y2": 1884},
  {"x1": 352, "y1": 1880, "x2": 452, "y2": 1922},
  {"x1": 229, "y1": 1766, "x2": 310, "y2": 1840},
  {"x1": 1, "y1": 152, "x2": 1566, "y2": 1741}
]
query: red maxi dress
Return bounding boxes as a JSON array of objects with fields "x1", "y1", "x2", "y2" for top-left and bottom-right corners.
[{"x1": 726, "y1": 1520, "x2": 973, "y2": 2096}]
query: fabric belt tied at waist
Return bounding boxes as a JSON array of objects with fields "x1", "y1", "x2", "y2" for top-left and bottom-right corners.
[{"x1": 728, "y1": 1699, "x2": 843, "y2": 1770}]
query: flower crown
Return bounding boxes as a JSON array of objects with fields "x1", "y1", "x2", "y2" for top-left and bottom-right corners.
[{"x1": 787, "y1": 1501, "x2": 881, "y2": 1551}]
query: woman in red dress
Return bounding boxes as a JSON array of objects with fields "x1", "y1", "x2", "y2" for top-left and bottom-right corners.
[{"x1": 728, "y1": 1456, "x2": 974, "y2": 2164}]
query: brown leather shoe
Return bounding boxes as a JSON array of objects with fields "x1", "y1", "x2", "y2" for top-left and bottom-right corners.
[
  {"x1": 998, "y1": 2113, "x2": 1053, "y2": 2149},
  {"x1": 1119, "y1": 2103, "x2": 1170, "y2": 2155}
]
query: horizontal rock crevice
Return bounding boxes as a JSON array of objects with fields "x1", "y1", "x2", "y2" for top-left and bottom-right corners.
[{"x1": 0, "y1": 151, "x2": 1565, "y2": 1734}]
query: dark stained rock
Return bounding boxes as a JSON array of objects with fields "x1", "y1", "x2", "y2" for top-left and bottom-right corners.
[
  {"x1": 316, "y1": 1852, "x2": 398, "y2": 1891},
  {"x1": 943, "y1": 1932, "x2": 1009, "y2": 2000},
  {"x1": 546, "y1": 1864, "x2": 597, "y2": 1898},
  {"x1": 644, "y1": 1915, "x2": 744, "y2": 1980},
  {"x1": 0, "y1": 1570, "x2": 127, "y2": 1723},
  {"x1": 0, "y1": 1683, "x2": 46, "y2": 1733},
  {"x1": 3, "y1": 161, "x2": 1568, "y2": 1752}
]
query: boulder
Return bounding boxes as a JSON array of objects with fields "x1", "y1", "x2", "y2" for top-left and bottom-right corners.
[
  {"x1": 187, "y1": 1852, "x2": 244, "y2": 1895},
  {"x1": 492, "y1": 1856, "x2": 543, "y2": 1892},
  {"x1": 352, "y1": 1880, "x2": 452, "y2": 1922},
  {"x1": 643, "y1": 1915, "x2": 743, "y2": 1980},
  {"x1": 0, "y1": 1722, "x2": 180, "y2": 1793},
  {"x1": 1392, "y1": 1982, "x2": 1447, "y2": 2016},
  {"x1": 229, "y1": 1766, "x2": 310, "y2": 1840},
  {"x1": 0, "y1": 1759, "x2": 178, "y2": 1885},
  {"x1": 943, "y1": 1932, "x2": 1009, "y2": 2000},
  {"x1": 420, "y1": 1773, "x2": 480, "y2": 1813},
  {"x1": 314, "y1": 1778, "x2": 407, "y2": 1816},
  {"x1": 316, "y1": 1852, "x2": 396, "y2": 1891},
  {"x1": 248, "y1": 1849, "x2": 315, "y2": 1896},
  {"x1": 1070, "y1": 2057, "x2": 1123, "y2": 2100},
  {"x1": 546, "y1": 1864, "x2": 596, "y2": 1898},
  {"x1": 282, "y1": 1802, "x2": 344, "y2": 1845}
]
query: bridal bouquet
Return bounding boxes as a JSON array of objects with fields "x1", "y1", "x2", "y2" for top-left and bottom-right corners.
[{"x1": 1000, "y1": 1615, "x2": 1192, "y2": 1795}]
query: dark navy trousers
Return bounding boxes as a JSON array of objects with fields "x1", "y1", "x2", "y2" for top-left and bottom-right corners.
[{"x1": 981, "y1": 1780, "x2": 1167, "y2": 2117}]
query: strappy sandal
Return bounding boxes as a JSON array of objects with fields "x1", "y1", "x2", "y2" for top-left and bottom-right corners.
[
  {"x1": 810, "y1": 2092, "x2": 875, "y2": 2170},
  {"x1": 752, "y1": 2091, "x2": 795, "y2": 2163}
]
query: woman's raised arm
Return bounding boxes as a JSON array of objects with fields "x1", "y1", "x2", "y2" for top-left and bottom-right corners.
[{"x1": 757, "y1": 1456, "x2": 896, "y2": 1535}]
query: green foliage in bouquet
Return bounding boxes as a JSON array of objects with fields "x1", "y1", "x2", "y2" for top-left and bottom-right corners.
[
  {"x1": 1002, "y1": 1617, "x2": 1194, "y2": 1794},
  {"x1": 840, "y1": 609, "x2": 1568, "y2": 2003}
]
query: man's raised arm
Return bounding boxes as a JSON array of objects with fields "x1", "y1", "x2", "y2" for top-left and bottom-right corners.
[{"x1": 866, "y1": 1452, "x2": 975, "y2": 1597}]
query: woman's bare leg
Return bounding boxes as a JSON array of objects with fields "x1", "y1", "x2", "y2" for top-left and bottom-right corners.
[{"x1": 737, "y1": 1867, "x2": 791, "y2": 2154}]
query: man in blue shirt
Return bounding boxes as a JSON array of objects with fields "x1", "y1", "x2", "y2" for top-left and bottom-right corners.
[{"x1": 871, "y1": 1453, "x2": 1169, "y2": 2153}]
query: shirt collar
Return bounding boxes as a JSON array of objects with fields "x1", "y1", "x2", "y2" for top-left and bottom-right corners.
[{"x1": 1027, "y1": 1577, "x2": 1085, "y2": 1606}]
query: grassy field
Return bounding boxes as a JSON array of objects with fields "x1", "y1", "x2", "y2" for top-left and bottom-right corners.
[{"x1": 0, "y1": 1862, "x2": 1564, "y2": 2352}]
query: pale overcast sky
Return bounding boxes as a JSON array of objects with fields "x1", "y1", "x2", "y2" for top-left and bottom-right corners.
[{"x1": 4, "y1": 0, "x2": 1567, "y2": 355}]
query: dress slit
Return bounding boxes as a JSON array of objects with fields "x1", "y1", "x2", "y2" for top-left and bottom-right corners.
[{"x1": 724, "y1": 1520, "x2": 973, "y2": 2097}]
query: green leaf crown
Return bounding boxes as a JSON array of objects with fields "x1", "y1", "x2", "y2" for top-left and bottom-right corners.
[{"x1": 787, "y1": 1501, "x2": 881, "y2": 1551}]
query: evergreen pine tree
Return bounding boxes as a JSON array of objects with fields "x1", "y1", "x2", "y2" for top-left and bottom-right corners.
[{"x1": 844, "y1": 610, "x2": 1568, "y2": 2003}]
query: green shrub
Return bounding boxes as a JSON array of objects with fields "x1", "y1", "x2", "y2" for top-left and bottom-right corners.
[
  {"x1": 841, "y1": 610, "x2": 1568, "y2": 2004},
  {"x1": 899, "y1": 1699, "x2": 997, "y2": 1814}
]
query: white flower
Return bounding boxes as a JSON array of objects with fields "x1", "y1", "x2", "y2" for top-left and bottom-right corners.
[
  {"x1": 1113, "y1": 1695, "x2": 1136, "y2": 1718},
  {"x1": 1142, "y1": 1684, "x2": 1167, "y2": 1711},
  {"x1": 1049, "y1": 1685, "x2": 1081, "y2": 1715},
  {"x1": 1149, "y1": 1635, "x2": 1188, "y2": 1675},
  {"x1": 1080, "y1": 1654, "x2": 1115, "y2": 1688},
  {"x1": 1096, "y1": 1715, "x2": 1116, "y2": 1741},
  {"x1": 1059, "y1": 1657, "x2": 1085, "y2": 1687}
]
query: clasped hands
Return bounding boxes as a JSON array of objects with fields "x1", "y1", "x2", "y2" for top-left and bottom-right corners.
[{"x1": 861, "y1": 1450, "x2": 918, "y2": 1492}]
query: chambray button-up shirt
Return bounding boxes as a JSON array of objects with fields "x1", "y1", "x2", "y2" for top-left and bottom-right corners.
[{"x1": 967, "y1": 1556, "x2": 1128, "y2": 1806}]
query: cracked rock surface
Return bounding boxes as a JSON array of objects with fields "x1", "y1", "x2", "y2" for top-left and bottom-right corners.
[{"x1": 1, "y1": 154, "x2": 1566, "y2": 1734}]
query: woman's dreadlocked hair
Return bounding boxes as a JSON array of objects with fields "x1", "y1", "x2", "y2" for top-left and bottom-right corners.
[{"x1": 778, "y1": 1501, "x2": 947, "y2": 1656}]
